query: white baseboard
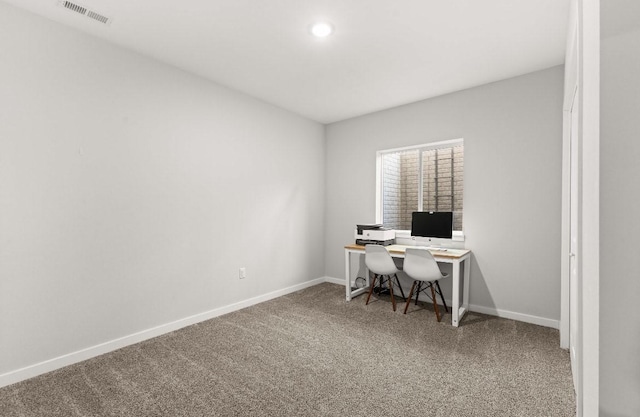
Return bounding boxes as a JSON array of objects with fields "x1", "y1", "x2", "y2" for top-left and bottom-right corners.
[
  {"x1": 0, "y1": 277, "x2": 326, "y2": 389},
  {"x1": 323, "y1": 276, "x2": 560, "y2": 329},
  {"x1": 468, "y1": 304, "x2": 560, "y2": 329},
  {"x1": 324, "y1": 276, "x2": 346, "y2": 285}
]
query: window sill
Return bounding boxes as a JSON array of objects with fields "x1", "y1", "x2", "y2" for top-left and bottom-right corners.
[{"x1": 394, "y1": 229, "x2": 465, "y2": 245}]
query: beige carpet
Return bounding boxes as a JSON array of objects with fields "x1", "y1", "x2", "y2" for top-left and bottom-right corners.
[{"x1": 0, "y1": 283, "x2": 575, "y2": 416}]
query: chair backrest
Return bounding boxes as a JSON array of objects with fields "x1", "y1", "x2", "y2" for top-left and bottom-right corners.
[
  {"x1": 403, "y1": 248, "x2": 445, "y2": 282},
  {"x1": 365, "y1": 245, "x2": 398, "y2": 276}
]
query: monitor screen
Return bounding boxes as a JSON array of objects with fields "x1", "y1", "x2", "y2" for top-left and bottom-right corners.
[{"x1": 411, "y1": 211, "x2": 453, "y2": 239}]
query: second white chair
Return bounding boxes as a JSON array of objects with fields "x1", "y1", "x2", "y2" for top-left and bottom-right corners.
[{"x1": 402, "y1": 247, "x2": 449, "y2": 322}]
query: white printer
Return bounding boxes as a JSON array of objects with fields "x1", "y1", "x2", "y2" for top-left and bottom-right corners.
[{"x1": 355, "y1": 224, "x2": 395, "y2": 246}]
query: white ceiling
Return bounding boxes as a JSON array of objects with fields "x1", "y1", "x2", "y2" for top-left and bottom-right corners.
[{"x1": 3, "y1": 0, "x2": 570, "y2": 124}]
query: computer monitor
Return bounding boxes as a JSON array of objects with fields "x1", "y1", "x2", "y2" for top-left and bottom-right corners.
[{"x1": 411, "y1": 211, "x2": 453, "y2": 239}]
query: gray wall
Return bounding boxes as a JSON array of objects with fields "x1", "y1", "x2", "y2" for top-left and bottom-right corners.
[
  {"x1": 600, "y1": 18, "x2": 640, "y2": 417},
  {"x1": 325, "y1": 66, "x2": 564, "y2": 324},
  {"x1": 0, "y1": 2, "x2": 325, "y2": 377}
]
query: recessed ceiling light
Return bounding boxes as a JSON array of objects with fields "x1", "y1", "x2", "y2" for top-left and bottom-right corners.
[{"x1": 310, "y1": 22, "x2": 334, "y2": 38}]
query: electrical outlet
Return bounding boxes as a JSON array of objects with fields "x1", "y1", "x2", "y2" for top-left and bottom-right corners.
[{"x1": 239, "y1": 267, "x2": 246, "y2": 279}]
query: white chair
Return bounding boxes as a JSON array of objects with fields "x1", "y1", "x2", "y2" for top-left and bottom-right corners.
[
  {"x1": 364, "y1": 244, "x2": 405, "y2": 311},
  {"x1": 402, "y1": 248, "x2": 449, "y2": 322}
]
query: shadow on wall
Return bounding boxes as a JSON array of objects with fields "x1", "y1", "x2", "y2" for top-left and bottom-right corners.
[
  {"x1": 467, "y1": 255, "x2": 495, "y2": 313},
  {"x1": 352, "y1": 253, "x2": 495, "y2": 315}
]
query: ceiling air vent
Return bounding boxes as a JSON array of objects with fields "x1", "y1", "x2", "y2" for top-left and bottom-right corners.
[{"x1": 59, "y1": 1, "x2": 111, "y2": 25}]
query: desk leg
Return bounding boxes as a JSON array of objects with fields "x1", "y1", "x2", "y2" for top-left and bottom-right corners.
[
  {"x1": 345, "y1": 250, "x2": 352, "y2": 301},
  {"x1": 344, "y1": 250, "x2": 368, "y2": 301},
  {"x1": 452, "y1": 261, "x2": 461, "y2": 327}
]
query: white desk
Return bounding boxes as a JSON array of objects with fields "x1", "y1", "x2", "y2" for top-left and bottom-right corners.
[{"x1": 344, "y1": 244, "x2": 472, "y2": 327}]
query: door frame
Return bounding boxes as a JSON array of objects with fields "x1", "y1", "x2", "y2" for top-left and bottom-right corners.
[{"x1": 560, "y1": 1, "x2": 600, "y2": 416}]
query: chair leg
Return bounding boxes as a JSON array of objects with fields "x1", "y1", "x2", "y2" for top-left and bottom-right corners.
[
  {"x1": 394, "y1": 274, "x2": 406, "y2": 300},
  {"x1": 435, "y1": 281, "x2": 448, "y2": 313},
  {"x1": 365, "y1": 274, "x2": 378, "y2": 305},
  {"x1": 430, "y1": 284, "x2": 441, "y2": 322},
  {"x1": 387, "y1": 275, "x2": 397, "y2": 312},
  {"x1": 403, "y1": 281, "x2": 417, "y2": 314},
  {"x1": 415, "y1": 281, "x2": 422, "y2": 305}
]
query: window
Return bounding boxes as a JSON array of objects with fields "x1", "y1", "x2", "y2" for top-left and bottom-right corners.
[{"x1": 377, "y1": 139, "x2": 464, "y2": 231}]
